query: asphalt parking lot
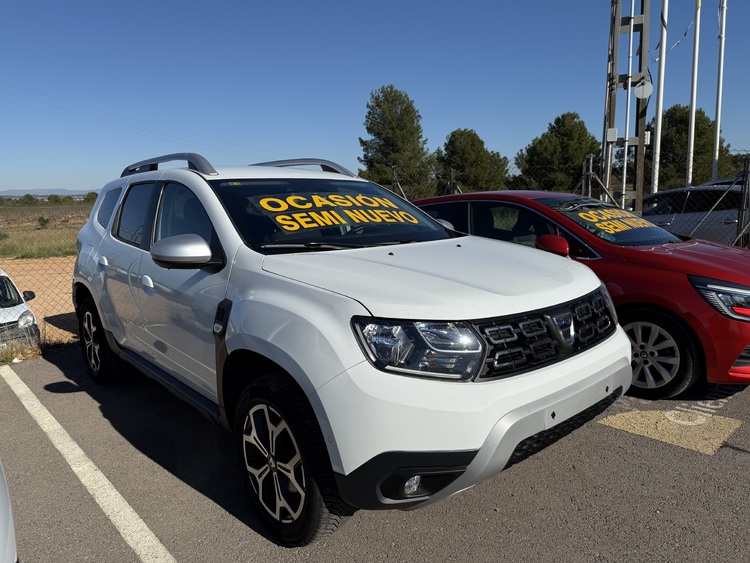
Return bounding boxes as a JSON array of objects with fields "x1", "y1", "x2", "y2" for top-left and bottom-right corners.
[{"x1": 1, "y1": 345, "x2": 749, "y2": 563}]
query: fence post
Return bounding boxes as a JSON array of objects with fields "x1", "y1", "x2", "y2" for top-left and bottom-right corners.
[{"x1": 738, "y1": 158, "x2": 750, "y2": 247}]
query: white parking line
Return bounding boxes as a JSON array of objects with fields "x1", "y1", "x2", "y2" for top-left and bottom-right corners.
[{"x1": 0, "y1": 365, "x2": 177, "y2": 563}]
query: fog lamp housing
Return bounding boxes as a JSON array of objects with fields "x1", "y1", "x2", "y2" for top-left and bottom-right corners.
[{"x1": 403, "y1": 475, "x2": 422, "y2": 496}]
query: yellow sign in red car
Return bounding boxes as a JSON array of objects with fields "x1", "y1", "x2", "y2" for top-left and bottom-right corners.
[{"x1": 577, "y1": 208, "x2": 654, "y2": 235}]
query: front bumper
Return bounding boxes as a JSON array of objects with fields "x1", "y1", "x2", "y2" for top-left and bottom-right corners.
[
  {"x1": 695, "y1": 314, "x2": 750, "y2": 385},
  {"x1": 0, "y1": 322, "x2": 40, "y2": 348},
  {"x1": 326, "y1": 330, "x2": 632, "y2": 510}
]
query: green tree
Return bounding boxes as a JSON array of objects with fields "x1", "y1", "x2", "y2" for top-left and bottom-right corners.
[
  {"x1": 513, "y1": 112, "x2": 600, "y2": 192},
  {"x1": 646, "y1": 104, "x2": 736, "y2": 190},
  {"x1": 436, "y1": 129, "x2": 509, "y2": 193},
  {"x1": 47, "y1": 194, "x2": 62, "y2": 204},
  {"x1": 358, "y1": 85, "x2": 434, "y2": 199},
  {"x1": 19, "y1": 194, "x2": 38, "y2": 206},
  {"x1": 83, "y1": 191, "x2": 98, "y2": 203}
]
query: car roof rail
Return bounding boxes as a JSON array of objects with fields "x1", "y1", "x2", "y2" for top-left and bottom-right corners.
[
  {"x1": 121, "y1": 153, "x2": 218, "y2": 177},
  {"x1": 251, "y1": 158, "x2": 356, "y2": 177}
]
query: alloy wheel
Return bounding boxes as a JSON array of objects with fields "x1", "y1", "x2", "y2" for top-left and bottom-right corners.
[
  {"x1": 82, "y1": 310, "x2": 101, "y2": 373},
  {"x1": 624, "y1": 320, "x2": 680, "y2": 390},
  {"x1": 242, "y1": 402, "x2": 306, "y2": 523}
]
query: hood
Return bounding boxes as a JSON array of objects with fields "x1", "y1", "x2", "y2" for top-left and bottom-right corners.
[
  {"x1": 0, "y1": 302, "x2": 32, "y2": 325},
  {"x1": 262, "y1": 237, "x2": 601, "y2": 319},
  {"x1": 621, "y1": 240, "x2": 750, "y2": 284}
]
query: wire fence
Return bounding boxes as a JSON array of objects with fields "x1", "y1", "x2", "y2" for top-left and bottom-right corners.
[{"x1": 1, "y1": 203, "x2": 90, "y2": 349}]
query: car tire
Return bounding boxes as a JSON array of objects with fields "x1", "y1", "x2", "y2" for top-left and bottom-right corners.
[
  {"x1": 620, "y1": 308, "x2": 702, "y2": 399},
  {"x1": 78, "y1": 297, "x2": 119, "y2": 384},
  {"x1": 234, "y1": 374, "x2": 355, "y2": 546}
]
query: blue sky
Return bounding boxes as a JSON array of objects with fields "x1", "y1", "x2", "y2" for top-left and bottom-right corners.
[{"x1": 1, "y1": 1, "x2": 747, "y2": 192}]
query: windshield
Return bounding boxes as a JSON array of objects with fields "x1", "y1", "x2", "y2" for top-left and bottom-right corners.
[
  {"x1": 0, "y1": 276, "x2": 23, "y2": 308},
  {"x1": 210, "y1": 178, "x2": 453, "y2": 252},
  {"x1": 537, "y1": 196, "x2": 681, "y2": 246}
]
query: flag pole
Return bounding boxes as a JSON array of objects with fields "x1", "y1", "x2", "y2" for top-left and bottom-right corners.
[
  {"x1": 652, "y1": 0, "x2": 669, "y2": 193},
  {"x1": 712, "y1": 0, "x2": 728, "y2": 180},
  {"x1": 686, "y1": 0, "x2": 701, "y2": 186}
]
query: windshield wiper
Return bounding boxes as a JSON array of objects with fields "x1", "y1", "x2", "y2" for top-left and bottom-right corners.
[
  {"x1": 260, "y1": 239, "x2": 422, "y2": 251},
  {"x1": 260, "y1": 241, "x2": 367, "y2": 251}
]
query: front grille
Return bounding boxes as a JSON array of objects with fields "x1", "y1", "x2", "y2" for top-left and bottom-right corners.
[
  {"x1": 503, "y1": 386, "x2": 623, "y2": 470},
  {"x1": 0, "y1": 321, "x2": 19, "y2": 331},
  {"x1": 474, "y1": 287, "x2": 616, "y2": 380}
]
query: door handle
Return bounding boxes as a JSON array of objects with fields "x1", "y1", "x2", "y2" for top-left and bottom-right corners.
[{"x1": 141, "y1": 275, "x2": 155, "y2": 296}]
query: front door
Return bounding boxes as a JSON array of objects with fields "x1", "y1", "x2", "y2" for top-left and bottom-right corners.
[{"x1": 138, "y1": 182, "x2": 229, "y2": 400}]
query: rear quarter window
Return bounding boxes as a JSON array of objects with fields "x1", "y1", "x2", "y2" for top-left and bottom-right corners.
[
  {"x1": 115, "y1": 183, "x2": 155, "y2": 246},
  {"x1": 96, "y1": 187, "x2": 122, "y2": 229}
]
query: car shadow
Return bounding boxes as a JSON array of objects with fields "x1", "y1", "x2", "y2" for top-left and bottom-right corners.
[
  {"x1": 666, "y1": 380, "x2": 747, "y2": 402},
  {"x1": 39, "y1": 345, "x2": 276, "y2": 544},
  {"x1": 43, "y1": 312, "x2": 78, "y2": 335}
]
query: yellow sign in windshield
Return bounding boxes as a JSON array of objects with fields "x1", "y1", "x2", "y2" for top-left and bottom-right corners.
[
  {"x1": 577, "y1": 208, "x2": 654, "y2": 235},
  {"x1": 258, "y1": 194, "x2": 420, "y2": 232}
]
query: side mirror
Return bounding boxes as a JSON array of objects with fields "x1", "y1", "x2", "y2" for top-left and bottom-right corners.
[
  {"x1": 434, "y1": 218, "x2": 455, "y2": 231},
  {"x1": 150, "y1": 234, "x2": 215, "y2": 269},
  {"x1": 535, "y1": 234, "x2": 570, "y2": 257},
  {"x1": 22, "y1": 290, "x2": 35, "y2": 302}
]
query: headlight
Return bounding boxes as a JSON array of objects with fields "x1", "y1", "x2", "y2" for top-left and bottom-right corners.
[
  {"x1": 689, "y1": 275, "x2": 750, "y2": 322},
  {"x1": 352, "y1": 317, "x2": 485, "y2": 380},
  {"x1": 17, "y1": 310, "x2": 35, "y2": 329},
  {"x1": 599, "y1": 283, "x2": 618, "y2": 324}
]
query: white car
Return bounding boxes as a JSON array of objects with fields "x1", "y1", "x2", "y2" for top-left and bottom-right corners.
[
  {"x1": 0, "y1": 268, "x2": 39, "y2": 348},
  {"x1": 641, "y1": 178, "x2": 744, "y2": 244},
  {"x1": 73, "y1": 153, "x2": 632, "y2": 546}
]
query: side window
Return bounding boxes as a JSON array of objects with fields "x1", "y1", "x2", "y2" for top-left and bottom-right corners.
[
  {"x1": 558, "y1": 232, "x2": 597, "y2": 259},
  {"x1": 470, "y1": 201, "x2": 515, "y2": 239},
  {"x1": 643, "y1": 192, "x2": 685, "y2": 215},
  {"x1": 96, "y1": 187, "x2": 122, "y2": 229},
  {"x1": 419, "y1": 202, "x2": 468, "y2": 232},
  {"x1": 683, "y1": 191, "x2": 716, "y2": 213},
  {"x1": 115, "y1": 183, "x2": 155, "y2": 247},
  {"x1": 469, "y1": 202, "x2": 556, "y2": 247},
  {"x1": 713, "y1": 190, "x2": 741, "y2": 211},
  {"x1": 155, "y1": 183, "x2": 214, "y2": 244}
]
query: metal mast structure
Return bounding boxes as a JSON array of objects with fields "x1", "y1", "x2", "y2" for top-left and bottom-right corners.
[{"x1": 601, "y1": 0, "x2": 651, "y2": 212}]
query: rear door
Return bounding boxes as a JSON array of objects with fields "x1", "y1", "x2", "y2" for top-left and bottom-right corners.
[{"x1": 98, "y1": 181, "x2": 157, "y2": 352}]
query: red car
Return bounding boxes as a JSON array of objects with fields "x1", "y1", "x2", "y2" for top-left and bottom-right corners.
[{"x1": 415, "y1": 191, "x2": 750, "y2": 399}]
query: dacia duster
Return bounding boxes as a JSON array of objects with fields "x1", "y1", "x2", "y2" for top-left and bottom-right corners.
[{"x1": 73, "y1": 153, "x2": 632, "y2": 546}]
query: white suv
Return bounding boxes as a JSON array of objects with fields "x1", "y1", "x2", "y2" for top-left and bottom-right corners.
[{"x1": 73, "y1": 153, "x2": 632, "y2": 546}]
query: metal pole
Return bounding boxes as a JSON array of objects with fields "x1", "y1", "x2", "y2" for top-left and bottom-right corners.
[
  {"x1": 601, "y1": 0, "x2": 619, "y2": 190},
  {"x1": 652, "y1": 0, "x2": 668, "y2": 193},
  {"x1": 621, "y1": 0, "x2": 636, "y2": 208},
  {"x1": 686, "y1": 0, "x2": 702, "y2": 186},
  {"x1": 712, "y1": 0, "x2": 728, "y2": 180}
]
